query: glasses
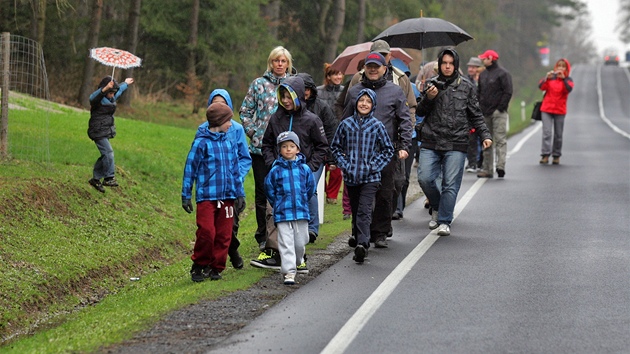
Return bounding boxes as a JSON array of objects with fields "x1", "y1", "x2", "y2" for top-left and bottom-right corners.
[{"x1": 272, "y1": 59, "x2": 288, "y2": 64}]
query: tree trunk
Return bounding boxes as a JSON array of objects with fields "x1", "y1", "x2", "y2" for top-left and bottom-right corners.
[
  {"x1": 186, "y1": 0, "x2": 200, "y2": 114},
  {"x1": 119, "y1": 0, "x2": 142, "y2": 106},
  {"x1": 323, "y1": 0, "x2": 346, "y2": 64},
  {"x1": 260, "y1": 0, "x2": 281, "y2": 39},
  {"x1": 77, "y1": 0, "x2": 102, "y2": 107},
  {"x1": 356, "y1": 0, "x2": 366, "y2": 43}
]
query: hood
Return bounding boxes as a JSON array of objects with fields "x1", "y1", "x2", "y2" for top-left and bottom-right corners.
[
  {"x1": 263, "y1": 70, "x2": 286, "y2": 86},
  {"x1": 297, "y1": 72, "x2": 318, "y2": 100},
  {"x1": 207, "y1": 88, "x2": 233, "y2": 109},
  {"x1": 437, "y1": 48, "x2": 460, "y2": 82},
  {"x1": 555, "y1": 58, "x2": 571, "y2": 77},
  {"x1": 194, "y1": 124, "x2": 226, "y2": 141},
  {"x1": 277, "y1": 75, "x2": 305, "y2": 111},
  {"x1": 354, "y1": 88, "x2": 377, "y2": 119}
]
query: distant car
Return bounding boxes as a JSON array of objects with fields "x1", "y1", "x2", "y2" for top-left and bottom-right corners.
[{"x1": 604, "y1": 49, "x2": 620, "y2": 66}]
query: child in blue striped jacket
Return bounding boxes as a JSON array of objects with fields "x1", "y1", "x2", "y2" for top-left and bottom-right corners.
[
  {"x1": 330, "y1": 88, "x2": 394, "y2": 264},
  {"x1": 264, "y1": 131, "x2": 315, "y2": 285},
  {"x1": 181, "y1": 102, "x2": 244, "y2": 282}
]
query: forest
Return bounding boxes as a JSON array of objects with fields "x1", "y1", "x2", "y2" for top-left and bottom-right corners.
[{"x1": 0, "y1": 0, "x2": 608, "y2": 113}]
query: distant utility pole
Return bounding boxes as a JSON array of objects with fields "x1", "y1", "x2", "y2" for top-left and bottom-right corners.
[{"x1": 1, "y1": 32, "x2": 10, "y2": 159}]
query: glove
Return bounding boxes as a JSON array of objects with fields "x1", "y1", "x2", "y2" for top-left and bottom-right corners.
[
  {"x1": 182, "y1": 198, "x2": 193, "y2": 214},
  {"x1": 234, "y1": 196, "x2": 246, "y2": 215}
]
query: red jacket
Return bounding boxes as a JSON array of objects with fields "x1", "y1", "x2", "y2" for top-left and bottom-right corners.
[{"x1": 539, "y1": 58, "x2": 573, "y2": 115}]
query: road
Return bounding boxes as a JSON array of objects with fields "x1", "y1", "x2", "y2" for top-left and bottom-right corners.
[{"x1": 208, "y1": 64, "x2": 630, "y2": 354}]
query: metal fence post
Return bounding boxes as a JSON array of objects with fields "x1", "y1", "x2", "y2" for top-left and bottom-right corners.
[{"x1": 1, "y1": 32, "x2": 10, "y2": 159}]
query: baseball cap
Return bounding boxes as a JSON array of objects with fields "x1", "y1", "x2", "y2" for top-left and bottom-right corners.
[
  {"x1": 276, "y1": 131, "x2": 300, "y2": 150},
  {"x1": 364, "y1": 52, "x2": 387, "y2": 67},
  {"x1": 467, "y1": 57, "x2": 483, "y2": 67},
  {"x1": 478, "y1": 50, "x2": 499, "y2": 60},
  {"x1": 370, "y1": 40, "x2": 391, "y2": 54}
]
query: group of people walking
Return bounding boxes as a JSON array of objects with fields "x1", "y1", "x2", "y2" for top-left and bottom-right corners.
[{"x1": 86, "y1": 40, "x2": 572, "y2": 285}]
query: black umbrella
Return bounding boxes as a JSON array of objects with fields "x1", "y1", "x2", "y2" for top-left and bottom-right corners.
[{"x1": 372, "y1": 17, "x2": 473, "y2": 50}]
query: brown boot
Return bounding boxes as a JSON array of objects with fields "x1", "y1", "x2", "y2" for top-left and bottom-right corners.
[
  {"x1": 552, "y1": 156, "x2": 560, "y2": 165},
  {"x1": 539, "y1": 155, "x2": 549, "y2": 164}
]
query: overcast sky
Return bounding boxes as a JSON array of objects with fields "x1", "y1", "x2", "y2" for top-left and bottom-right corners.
[{"x1": 586, "y1": 0, "x2": 627, "y2": 54}]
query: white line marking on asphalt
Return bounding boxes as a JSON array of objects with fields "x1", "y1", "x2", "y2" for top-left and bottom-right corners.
[
  {"x1": 597, "y1": 65, "x2": 630, "y2": 139},
  {"x1": 321, "y1": 117, "x2": 542, "y2": 354}
]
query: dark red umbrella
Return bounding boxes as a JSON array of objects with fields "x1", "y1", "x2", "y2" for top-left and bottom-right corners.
[{"x1": 372, "y1": 17, "x2": 473, "y2": 50}]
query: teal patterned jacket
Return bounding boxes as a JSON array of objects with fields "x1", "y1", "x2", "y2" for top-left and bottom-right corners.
[{"x1": 239, "y1": 71, "x2": 286, "y2": 156}]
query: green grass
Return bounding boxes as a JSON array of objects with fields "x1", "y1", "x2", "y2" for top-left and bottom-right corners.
[{"x1": 0, "y1": 95, "x2": 351, "y2": 353}]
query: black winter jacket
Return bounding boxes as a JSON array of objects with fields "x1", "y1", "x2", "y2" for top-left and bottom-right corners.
[
  {"x1": 478, "y1": 61, "x2": 513, "y2": 116},
  {"x1": 261, "y1": 76, "x2": 329, "y2": 172},
  {"x1": 417, "y1": 76, "x2": 491, "y2": 152}
]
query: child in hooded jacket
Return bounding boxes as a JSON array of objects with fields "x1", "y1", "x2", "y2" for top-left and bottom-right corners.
[
  {"x1": 181, "y1": 102, "x2": 243, "y2": 282},
  {"x1": 264, "y1": 131, "x2": 315, "y2": 285},
  {"x1": 330, "y1": 88, "x2": 394, "y2": 264}
]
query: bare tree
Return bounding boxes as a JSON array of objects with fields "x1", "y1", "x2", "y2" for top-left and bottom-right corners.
[
  {"x1": 185, "y1": 0, "x2": 200, "y2": 113},
  {"x1": 119, "y1": 0, "x2": 142, "y2": 106},
  {"x1": 321, "y1": 0, "x2": 346, "y2": 63},
  {"x1": 77, "y1": 0, "x2": 102, "y2": 107},
  {"x1": 356, "y1": 0, "x2": 366, "y2": 43},
  {"x1": 261, "y1": 0, "x2": 281, "y2": 39},
  {"x1": 617, "y1": 0, "x2": 630, "y2": 44}
]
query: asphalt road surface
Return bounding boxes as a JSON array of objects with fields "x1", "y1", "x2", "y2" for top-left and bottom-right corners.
[{"x1": 208, "y1": 64, "x2": 630, "y2": 354}]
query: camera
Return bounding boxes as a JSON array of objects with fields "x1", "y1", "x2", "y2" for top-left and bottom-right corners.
[{"x1": 425, "y1": 77, "x2": 447, "y2": 92}]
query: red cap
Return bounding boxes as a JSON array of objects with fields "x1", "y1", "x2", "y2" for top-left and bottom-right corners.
[{"x1": 478, "y1": 50, "x2": 499, "y2": 60}]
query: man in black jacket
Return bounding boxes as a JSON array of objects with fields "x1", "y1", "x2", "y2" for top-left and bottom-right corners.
[
  {"x1": 417, "y1": 49, "x2": 492, "y2": 236},
  {"x1": 477, "y1": 49, "x2": 513, "y2": 178}
]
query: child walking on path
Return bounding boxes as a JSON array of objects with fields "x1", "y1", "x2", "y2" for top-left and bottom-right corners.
[
  {"x1": 264, "y1": 131, "x2": 315, "y2": 285},
  {"x1": 330, "y1": 88, "x2": 394, "y2": 263},
  {"x1": 181, "y1": 102, "x2": 244, "y2": 282}
]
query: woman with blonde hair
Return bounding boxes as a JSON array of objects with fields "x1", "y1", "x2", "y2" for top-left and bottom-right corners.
[{"x1": 239, "y1": 46, "x2": 293, "y2": 267}]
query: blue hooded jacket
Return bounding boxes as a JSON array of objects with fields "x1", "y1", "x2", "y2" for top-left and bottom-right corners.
[
  {"x1": 195, "y1": 89, "x2": 252, "y2": 197},
  {"x1": 331, "y1": 88, "x2": 394, "y2": 186},
  {"x1": 264, "y1": 152, "x2": 315, "y2": 223}
]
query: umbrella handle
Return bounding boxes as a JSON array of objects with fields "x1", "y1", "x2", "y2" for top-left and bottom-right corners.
[{"x1": 111, "y1": 66, "x2": 115, "y2": 79}]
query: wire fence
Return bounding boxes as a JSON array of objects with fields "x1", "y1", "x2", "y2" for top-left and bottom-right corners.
[{"x1": 0, "y1": 32, "x2": 50, "y2": 164}]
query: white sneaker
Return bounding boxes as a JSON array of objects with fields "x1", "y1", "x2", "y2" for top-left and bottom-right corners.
[
  {"x1": 429, "y1": 210, "x2": 439, "y2": 229},
  {"x1": 283, "y1": 273, "x2": 296, "y2": 285},
  {"x1": 437, "y1": 224, "x2": 450, "y2": 236}
]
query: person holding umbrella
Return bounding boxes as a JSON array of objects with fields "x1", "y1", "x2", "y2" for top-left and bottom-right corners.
[
  {"x1": 417, "y1": 48, "x2": 492, "y2": 236},
  {"x1": 87, "y1": 76, "x2": 134, "y2": 193}
]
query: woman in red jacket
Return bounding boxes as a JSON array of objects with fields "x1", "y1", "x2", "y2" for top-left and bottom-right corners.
[{"x1": 538, "y1": 58, "x2": 574, "y2": 164}]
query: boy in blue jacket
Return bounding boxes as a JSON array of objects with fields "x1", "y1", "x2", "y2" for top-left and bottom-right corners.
[
  {"x1": 264, "y1": 131, "x2": 315, "y2": 285},
  {"x1": 205, "y1": 89, "x2": 252, "y2": 269},
  {"x1": 181, "y1": 102, "x2": 243, "y2": 282},
  {"x1": 330, "y1": 88, "x2": 394, "y2": 263}
]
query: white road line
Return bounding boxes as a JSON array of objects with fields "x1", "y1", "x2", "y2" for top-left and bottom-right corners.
[
  {"x1": 597, "y1": 65, "x2": 630, "y2": 140},
  {"x1": 321, "y1": 122, "x2": 542, "y2": 354}
]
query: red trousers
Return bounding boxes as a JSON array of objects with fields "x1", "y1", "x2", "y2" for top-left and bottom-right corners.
[
  {"x1": 325, "y1": 164, "x2": 343, "y2": 199},
  {"x1": 192, "y1": 200, "x2": 234, "y2": 272}
]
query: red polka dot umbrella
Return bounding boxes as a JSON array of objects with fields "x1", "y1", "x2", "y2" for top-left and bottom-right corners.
[{"x1": 90, "y1": 47, "x2": 142, "y2": 77}]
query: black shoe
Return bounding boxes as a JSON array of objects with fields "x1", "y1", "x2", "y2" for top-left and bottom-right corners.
[
  {"x1": 190, "y1": 263, "x2": 210, "y2": 282},
  {"x1": 309, "y1": 231, "x2": 317, "y2": 244},
  {"x1": 391, "y1": 212, "x2": 402, "y2": 220},
  {"x1": 250, "y1": 250, "x2": 281, "y2": 270},
  {"x1": 496, "y1": 168, "x2": 505, "y2": 178},
  {"x1": 102, "y1": 177, "x2": 119, "y2": 187},
  {"x1": 348, "y1": 236, "x2": 357, "y2": 248},
  {"x1": 209, "y1": 269, "x2": 222, "y2": 280},
  {"x1": 88, "y1": 179, "x2": 105, "y2": 193},
  {"x1": 229, "y1": 250, "x2": 244, "y2": 269},
  {"x1": 343, "y1": 213, "x2": 351, "y2": 220},
  {"x1": 353, "y1": 245, "x2": 367, "y2": 263}
]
